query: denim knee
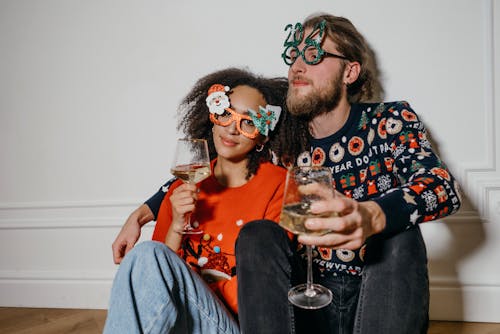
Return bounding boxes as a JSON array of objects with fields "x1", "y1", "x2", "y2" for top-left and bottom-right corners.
[
  {"x1": 238, "y1": 219, "x2": 279, "y2": 239},
  {"x1": 122, "y1": 241, "x2": 175, "y2": 273},
  {"x1": 236, "y1": 220, "x2": 290, "y2": 257},
  {"x1": 130, "y1": 240, "x2": 167, "y2": 255}
]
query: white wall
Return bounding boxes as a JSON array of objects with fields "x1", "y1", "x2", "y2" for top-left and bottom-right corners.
[{"x1": 0, "y1": 0, "x2": 498, "y2": 322}]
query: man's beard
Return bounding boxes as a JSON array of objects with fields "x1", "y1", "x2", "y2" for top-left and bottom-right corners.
[{"x1": 286, "y1": 70, "x2": 344, "y2": 121}]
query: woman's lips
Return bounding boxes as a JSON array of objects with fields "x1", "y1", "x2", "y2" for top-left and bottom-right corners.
[{"x1": 220, "y1": 136, "x2": 237, "y2": 147}]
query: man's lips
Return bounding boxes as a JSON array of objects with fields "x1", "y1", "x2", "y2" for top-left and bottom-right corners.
[{"x1": 291, "y1": 78, "x2": 309, "y2": 87}]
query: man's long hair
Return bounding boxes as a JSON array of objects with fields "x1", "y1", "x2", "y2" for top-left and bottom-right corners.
[
  {"x1": 304, "y1": 13, "x2": 383, "y2": 103},
  {"x1": 274, "y1": 14, "x2": 384, "y2": 165}
]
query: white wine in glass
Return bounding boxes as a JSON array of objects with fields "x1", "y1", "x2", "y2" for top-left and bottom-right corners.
[
  {"x1": 279, "y1": 166, "x2": 336, "y2": 309},
  {"x1": 171, "y1": 164, "x2": 211, "y2": 184},
  {"x1": 170, "y1": 138, "x2": 211, "y2": 234}
]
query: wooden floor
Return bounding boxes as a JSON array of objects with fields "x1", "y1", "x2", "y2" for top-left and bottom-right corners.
[{"x1": 0, "y1": 308, "x2": 499, "y2": 334}]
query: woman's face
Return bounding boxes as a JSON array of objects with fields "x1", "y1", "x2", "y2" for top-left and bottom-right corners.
[{"x1": 211, "y1": 85, "x2": 267, "y2": 162}]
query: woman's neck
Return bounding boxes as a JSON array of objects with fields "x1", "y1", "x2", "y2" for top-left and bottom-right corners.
[{"x1": 213, "y1": 157, "x2": 250, "y2": 187}]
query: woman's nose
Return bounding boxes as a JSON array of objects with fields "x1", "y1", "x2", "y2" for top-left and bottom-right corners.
[{"x1": 226, "y1": 119, "x2": 240, "y2": 134}]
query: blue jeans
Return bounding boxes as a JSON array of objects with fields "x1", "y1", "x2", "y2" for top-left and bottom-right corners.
[
  {"x1": 103, "y1": 241, "x2": 239, "y2": 334},
  {"x1": 236, "y1": 220, "x2": 429, "y2": 334}
]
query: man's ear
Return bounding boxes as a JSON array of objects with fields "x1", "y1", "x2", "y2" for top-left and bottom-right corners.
[{"x1": 344, "y1": 61, "x2": 361, "y2": 85}]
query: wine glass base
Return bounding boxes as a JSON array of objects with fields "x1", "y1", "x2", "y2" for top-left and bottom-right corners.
[{"x1": 288, "y1": 283, "x2": 333, "y2": 309}]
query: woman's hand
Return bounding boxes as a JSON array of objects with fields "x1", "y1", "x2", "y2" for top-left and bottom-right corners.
[{"x1": 168, "y1": 183, "x2": 199, "y2": 233}]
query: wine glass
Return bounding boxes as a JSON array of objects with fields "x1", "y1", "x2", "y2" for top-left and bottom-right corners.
[
  {"x1": 170, "y1": 138, "x2": 211, "y2": 234},
  {"x1": 279, "y1": 166, "x2": 336, "y2": 309}
]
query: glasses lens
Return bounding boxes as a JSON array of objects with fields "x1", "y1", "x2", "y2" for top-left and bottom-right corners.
[
  {"x1": 303, "y1": 46, "x2": 321, "y2": 65},
  {"x1": 214, "y1": 110, "x2": 233, "y2": 125},
  {"x1": 239, "y1": 118, "x2": 256, "y2": 135},
  {"x1": 283, "y1": 46, "x2": 299, "y2": 65}
]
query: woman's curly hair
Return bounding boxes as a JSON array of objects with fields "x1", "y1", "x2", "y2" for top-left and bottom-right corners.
[{"x1": 177, "y1": 67, "x2": 288, "y2": 179}]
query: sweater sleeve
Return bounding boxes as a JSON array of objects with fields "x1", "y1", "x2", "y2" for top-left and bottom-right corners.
[
  {"x1": 144, "y1": 177, "x2": 176, "y2": 220},
  {"x1": 371, "y1": 102, "x2": 462, "y2": 234}
]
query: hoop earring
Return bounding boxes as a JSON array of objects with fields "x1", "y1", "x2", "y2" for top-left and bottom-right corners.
[{"x1": 256, "y1": 144, "x2": 264, "y2": 152}]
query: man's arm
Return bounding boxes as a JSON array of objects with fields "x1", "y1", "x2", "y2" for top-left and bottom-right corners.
[
  {"x1": 144, "y1": 178, "x2": 176, "y2": 219},
  {"x1": 111, "y1": 178, "x2": 176, "y2": 263},
  {"x1": 112, "y1": 204, "x2": 154, "y2": 264},
  {"x1": 300, "y1": 102, "x2": 462, "y2": 249}
]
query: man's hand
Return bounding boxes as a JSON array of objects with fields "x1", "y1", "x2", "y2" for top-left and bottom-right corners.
[
  {"x1": 112, "y1": 204, "x2": 154, "y2": 264},
  {"x1": 298, "y1": 192, "x2": 386, "y2": 249}
]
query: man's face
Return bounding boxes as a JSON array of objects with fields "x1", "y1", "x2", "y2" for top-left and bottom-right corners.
[{"x1": 286, "y1": 27, "x2": 346, "y2": 119}]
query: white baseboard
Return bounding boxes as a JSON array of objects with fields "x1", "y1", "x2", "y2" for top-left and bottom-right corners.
[
  {"x1": 429, "y1": 284, "x2": 500, "y2": 323},
  {"x1": 0, "y1": 280, "x2": 112, "y2": 309},
  {"x1": 1, "y1": 273, "x2": 500, "y2": 324}
]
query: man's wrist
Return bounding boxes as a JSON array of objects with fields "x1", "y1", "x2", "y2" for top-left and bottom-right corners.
[
  {"x1": 362, "y1": 201, "x2": 386, "y2": 235},
  {"x1": 136, "y1": 204, "x2": 155, "y2": 226}
]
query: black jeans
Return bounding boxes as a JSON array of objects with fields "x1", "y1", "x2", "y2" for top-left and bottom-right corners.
[{"x1": 235, "y1": 220, "x2": 429, "y2": 334}]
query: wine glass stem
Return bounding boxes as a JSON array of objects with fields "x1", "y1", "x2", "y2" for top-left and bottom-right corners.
[{"x1": 305, "y1": 245, "x2": 316, "y2": 297}]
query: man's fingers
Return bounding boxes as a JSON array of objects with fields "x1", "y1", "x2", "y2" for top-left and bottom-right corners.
[
  {"x1": 112, "y1": 242, "x2": 125, "y2": 264},
  {"x1": 124, "y1": 242, "x2": 134, "y2": 257},
  {"x1": 298, "y1": 231, "x2": 364, "y2": 250},
  {"x1": 298, "y1": 182, "x2": 334, "y2": 200},
  {"x1": 310, "y1": 195, "x2": 355, "y2": 216}
]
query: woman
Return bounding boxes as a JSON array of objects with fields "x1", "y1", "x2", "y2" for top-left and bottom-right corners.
[{"x1": 104, "y1": 68, "x2": 288, "y2": 334}]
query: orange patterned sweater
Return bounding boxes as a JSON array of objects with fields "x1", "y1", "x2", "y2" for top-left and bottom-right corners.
[{"x1": 152, "y1": 160, "x2": 286, "y2": 314}]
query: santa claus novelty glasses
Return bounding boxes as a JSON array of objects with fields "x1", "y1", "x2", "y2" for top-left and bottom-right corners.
[
  {"x1": 206, "y1": 84, "x2": 281, "y2": 139},
  {"x1": 282, "y1": 20, "x2": 350, "y2": 66}
]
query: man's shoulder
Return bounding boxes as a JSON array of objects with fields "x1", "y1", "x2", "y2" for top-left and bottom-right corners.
[
  {"x1": 354, "y1": 100, "x2": 414, "y2": 112},
  {"x1": 354, "y1": 101, "x2": 420, "y2": 122}
]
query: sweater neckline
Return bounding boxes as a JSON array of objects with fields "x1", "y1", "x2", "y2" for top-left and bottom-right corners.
[{"x1": 310, "y1": 104, "x2": 360, "y2": 144}]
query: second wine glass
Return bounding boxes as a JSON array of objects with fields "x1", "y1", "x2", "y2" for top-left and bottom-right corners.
[
  {"x1": 279, "y1": 166, "x2": 336, "y2": 309},
  {"x1": 170, "y1": 138, "x2": 211, "y2": 234}
]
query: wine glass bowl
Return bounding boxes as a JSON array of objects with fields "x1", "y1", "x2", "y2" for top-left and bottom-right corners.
[
  {"x1": 171, "y1": 163, "x2": 211, "y2": 184},
  {"x1": 170, "y1": 138, "x2": 211, "y2": 234},
  {"x1": 279, "y1": 166, "x2": 335, "y2": 309}
]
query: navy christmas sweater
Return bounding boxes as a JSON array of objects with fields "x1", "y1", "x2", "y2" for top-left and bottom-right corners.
[{"x1": 294, "y1": 101, "x2": 461, "y2": 276}]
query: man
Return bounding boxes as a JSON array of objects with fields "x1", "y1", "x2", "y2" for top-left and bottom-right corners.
[{"x1": 234, "y1": 13, "x2": 461, "y2": 334}]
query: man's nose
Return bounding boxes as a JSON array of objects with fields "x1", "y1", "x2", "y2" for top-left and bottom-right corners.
[{"x1": 290, "y1": 54, "x2": 306, "y2": 73}]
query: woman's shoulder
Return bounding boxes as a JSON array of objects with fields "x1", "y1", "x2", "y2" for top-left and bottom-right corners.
[
  {"x1": 258, "y1": 161, "x2": 287, "y2": 177},
  {"x1": 251, "y1": 162, "x2": 287, "y2": 188},
  {"x1": 242, "y1": 162, "x2": 286, "y2": 194}
]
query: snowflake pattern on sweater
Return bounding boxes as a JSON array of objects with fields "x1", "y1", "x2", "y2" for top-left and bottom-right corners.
[{"x1": 295, "y1": 101, "x2": 462, "y2": 276}]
